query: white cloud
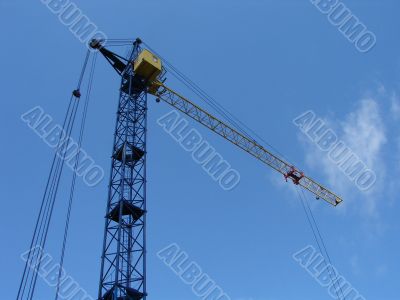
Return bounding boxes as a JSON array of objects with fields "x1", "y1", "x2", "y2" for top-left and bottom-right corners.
[
  {"x1": 390, "y1": 92, "x2": 400, "y2": 119},
  {"x1": 301, "y1": 98, "x2": 387, "y2": 216},
  {"x1": 341, "y1": 99, "x2": 386, "y2": 180}
]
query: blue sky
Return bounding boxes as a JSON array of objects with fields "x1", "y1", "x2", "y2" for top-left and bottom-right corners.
[{"x1": 1, "y1": 0, "x2": 399, "y2": 299}]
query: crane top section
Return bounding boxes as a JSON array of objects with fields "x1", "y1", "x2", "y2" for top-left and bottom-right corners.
[{"x1": 90, "y1": 39, "x2": 343, "y2": 207}]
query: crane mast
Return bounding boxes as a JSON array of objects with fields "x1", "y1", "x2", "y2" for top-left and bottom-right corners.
[
  {"x1": 90, "y1": 38, "x2": 343, "y2": 300},
  {"x1": 94, "y1": 40, "x2": 147, "y2": 300}
]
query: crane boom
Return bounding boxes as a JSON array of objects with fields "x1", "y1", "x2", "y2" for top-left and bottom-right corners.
[
  {"x1": 150, "y1": 82, "x2": 342, "y2": 206},
  {"x1": 89, "y1": 40, "x2": 342, "y2": 207}
]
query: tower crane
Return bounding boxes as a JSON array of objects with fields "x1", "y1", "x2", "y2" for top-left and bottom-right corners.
[
  {"x1": 15, "y1": 34, "x2": 344, "y2": 300},
  {"x1": 87, "y1": 38, "x2": 342, "y2": 300}
]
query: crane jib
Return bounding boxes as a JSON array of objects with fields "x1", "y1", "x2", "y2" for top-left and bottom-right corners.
[
  {"x1": 152, "y1": 82, "x2": 343, "y2": 207},
  {"x1": 89, "y1": 41, "x2": 342, "y2": 207}
]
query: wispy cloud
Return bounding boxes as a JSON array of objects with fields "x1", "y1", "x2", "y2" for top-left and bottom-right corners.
[
  {"x1": 390, "y1": 92, "x2": 400, "y2": 120},
  {"x1": 300, "y1": 97, "x2": 387, "y2": 216}
]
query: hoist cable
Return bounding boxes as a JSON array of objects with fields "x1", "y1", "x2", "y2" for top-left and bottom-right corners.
[
  {"x1": 16, "y1": 51, "x2": 91, "y2": 300},
  {"x1": 77, "y1": 51, "x2": 91, "y2": 88},
  {"x1": 297, "y1": 187, "x2": 345, "y2": 300},
  {"x1": 27, "y1": 98, "x2": 80, "y2": 300},
  {"x1": 16, "y1": 94, "x2": 75, "y2": 300},
  {"x1": 300, "y1": 189, "x2": 347, "y2": 299},
  {"x1": 55, "y1": 53, "x2": 97, "y2": 300},
  {"x1": 27, "y1": 50, "x2": 90, "y2": 299},
  {"x1": 20, "y1": 97, "x2": 79, "y2": 300}
]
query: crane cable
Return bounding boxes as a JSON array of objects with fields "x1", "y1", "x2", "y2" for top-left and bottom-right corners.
[
  {"x1": 54, "y1": 53, "x2": 97, "y2": 300},
  {"x1": 16, "y1": 50, "x2": 91, "y2": 300},
  {"x1": 24, "y1": 96, "x2": 80, "y2": 300},
  {"x1": 27, "y1": 51, "x2": 92, "y2": 300},
  {"x1": 143, "y1": 42, "x2": 296, "y2": 167},
  {"x1": 28, "y1": 95, "x2": 79, "y2": 300},
  {"x1": 296, "y1": 187, "x2": 346, "y2": 300},
  {"x1": 26, "y1": 58, "x2": 88, "y2": 300}
]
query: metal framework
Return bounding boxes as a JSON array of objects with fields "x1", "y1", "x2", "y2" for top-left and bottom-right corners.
[
  {"x1": 151, "y1": 82, "x2": 342, "y2": 206},
  {"x1": 97, "y1": 41, "x2": 147, "y2": 300}
]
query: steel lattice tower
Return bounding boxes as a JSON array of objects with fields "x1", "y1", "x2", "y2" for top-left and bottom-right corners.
[{"x1": 96, "y1": 40, "x2": 148, "y2": 300}]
